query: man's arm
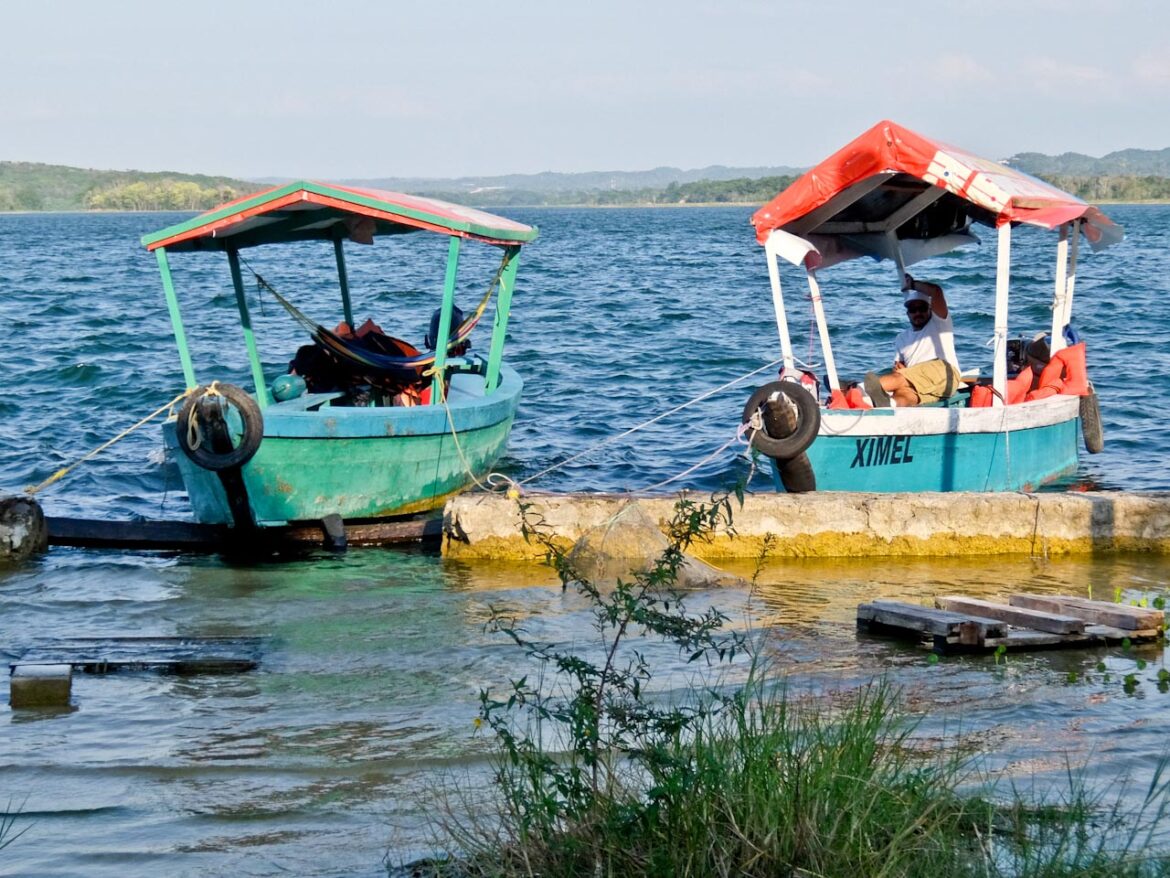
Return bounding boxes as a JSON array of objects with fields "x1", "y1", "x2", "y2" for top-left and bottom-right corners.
[{"x1": 905, "y1": 275, "x2": 948, "y2": 318}]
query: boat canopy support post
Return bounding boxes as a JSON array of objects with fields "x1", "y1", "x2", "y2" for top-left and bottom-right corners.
[
  {"x1": 1049, "y1": 223, "x2": 1070, "y2": 355},
  {"x1": 227, "y1": 248, "x2": 270, "y2": 410},
  {"x1": 763, "y1": 235, "x2": 797, "y2": 374},
  {"x1": 156, "y1": 247, "x2": 197, "y2": 390},
  {"x1": 333, "y1": 238, "x2": 355, "y2": 329},
  {"x1": 888, "y1": 231, "x2": 908, "y2": 282},
  {"x1": 992, "y1": 223, "x2": 1012, "y2": 405},
  {"x1": 1063, "y1": 219, "x2": 1081, "y2": 331},
  {"x1": 806, "y1": 271, "x2": 840, "y2": 391},
  {"x1": 430, "y1": 236, "x2": 462, "y2": 404},
  {"x1": 484, "y1": 245, "x2": 520, "y2": 393}
]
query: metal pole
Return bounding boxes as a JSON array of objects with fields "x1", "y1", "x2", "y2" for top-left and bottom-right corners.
[
  {"x1": 333, "y1": 238, "x2": 354, "y2": 329},
  {"x1": 1063, "y1": 219, "x2": 1081, "y2": 330},
  {"x1": 429, "y1": 236, "x2": 462, "y2": 404},
  {"x1": 763, "y1": 237, "x2": 795, "y2": 374},
  {"x1": 992, "y1": 223, "x2": 1012, "y2": 406},
  {"x1": 156, "y1": 247, "x2": 197, "y2": 389},
  {"x1": 806, "y1": 271, "x2": 839, "y2": 391},
  {"x1": 1049, "y1": 223, "x2": 1070, "y2": 355},
  {"x1": 227, "y1": 248, "x2": 270, "y2": 409},
  {"x1": 484, "y1": 245, "x2": 520, "y2": 394}
]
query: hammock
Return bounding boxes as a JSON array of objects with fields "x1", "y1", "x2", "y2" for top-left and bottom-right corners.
[{"x1": 246, "y1": 250, "x2": 510, "y2": 382}]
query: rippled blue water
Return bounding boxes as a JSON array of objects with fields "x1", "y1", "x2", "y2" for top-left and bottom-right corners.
[
  {"x1": 2, "y1": 205, "x2": 1167, "y2": 517},
  {"x1": 1, "y1": 207, "x2": 1169, "y2": 877}
]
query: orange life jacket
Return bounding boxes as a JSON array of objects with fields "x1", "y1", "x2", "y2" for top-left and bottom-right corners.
[{"x1": 1025, "y1": 342, "x2": 1088, "y2": 401}]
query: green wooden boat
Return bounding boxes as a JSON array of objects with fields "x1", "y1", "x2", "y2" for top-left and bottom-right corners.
[{"x1": 142, "y1": 182, "x2": 538, "y2": 529}]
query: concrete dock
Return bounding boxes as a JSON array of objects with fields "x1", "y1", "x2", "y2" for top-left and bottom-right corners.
[{"x1": 442, "y1": 491, "x2": 1170, "y2": 561}]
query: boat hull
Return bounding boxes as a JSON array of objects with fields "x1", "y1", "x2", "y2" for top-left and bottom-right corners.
[
  {"x1": 166, "y1": 367, "x2": 522, "y2": 526},
  {"x1": 769, "y1": 395, "x2": 1082, "y2": 493}
]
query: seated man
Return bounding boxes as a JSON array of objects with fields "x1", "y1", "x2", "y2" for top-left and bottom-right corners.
[{"x1": 864, "y1": 274, "x2": 962, "y2": 407}]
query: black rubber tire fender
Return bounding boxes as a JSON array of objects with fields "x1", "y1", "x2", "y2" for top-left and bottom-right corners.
[
  {"x1": 176, "y1": 383, "x2": 264, "y2": 471},
  {"x1": 742, "y1": 381, "x2": 821, "y2": 461},
  {"x1": 1080, "y1": 385, "x2": 1104, "y2": 454},
  {"x1": 778, "y1": 451, "x2": 817, "y2": 493}
]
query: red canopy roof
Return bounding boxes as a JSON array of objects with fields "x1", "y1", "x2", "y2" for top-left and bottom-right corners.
[
  {"x1": 751, "y1": 120, "x2": 1121, "y2": 253},
  {"x1": 143, "y1": 181, "x2": 538, "y2": 253}
]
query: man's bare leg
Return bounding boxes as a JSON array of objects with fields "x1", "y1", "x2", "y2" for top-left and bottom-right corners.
[{"x1": 879, "y1": 372, "x2": 921, "y2": 407}]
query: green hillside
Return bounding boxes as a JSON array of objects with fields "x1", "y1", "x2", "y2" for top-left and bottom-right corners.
[
  {"x1": 0, "y1": 161, "x2": 262, "y2": 211},
  {"x1": 4, "y1": 149, "x2": 1170, "y2": 212}
]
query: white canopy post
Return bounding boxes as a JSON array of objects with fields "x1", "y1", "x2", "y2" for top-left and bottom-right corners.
[
  {"x1": 805, "y1": 270, "x2": 840, "y2": 391},
  {"x1": 1049, "y1": 222, "x2": 1070, "y2": 355},
  {"x1": 992, "y1": 222, "x2": 1012, "y2": 406},
  {"x1": 763, "y1": 232, "x2": 800, "y2": 374},
  {"x1": 1062, "y1": 219, "x2": 1081, "y2": 330}
]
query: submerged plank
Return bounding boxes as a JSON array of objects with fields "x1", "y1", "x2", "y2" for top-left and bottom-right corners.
[
  {"x1": 936, "y1": 596, "x2": 1085, "y2": 634},
  {"x1": 1009, "y1": 594, "x2": 1164, "y2": 631},
  {"x1": 14, "y1": 635, "x2": 263, "y2": 674},
  {"x1": 48, "y1": 517, "x2": 227, "y2": 549},
  {"x1": 47, "y1": 514, "x2": 441, "y2": 551}
]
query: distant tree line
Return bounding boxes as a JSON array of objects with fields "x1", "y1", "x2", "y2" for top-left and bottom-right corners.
[
  {"x1": 85, "y1": 180, "x2": 242, "y2": 211},
  {"x1": 6, "y1": 158, "x2": 1170, "y2": 212},
  {"x1": 1040, "y1": 174, "x2": 1170, "y2": 202},
  {"x1": 0, "y1": 161, "x2": 259, "y2": 212},
  {"x1": 423, "y1": 175, "x2": 800, "y2": 208}
]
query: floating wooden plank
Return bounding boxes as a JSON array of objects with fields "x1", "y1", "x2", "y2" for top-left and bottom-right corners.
[
  {"x1": 13, "y1": 636, "x2": 263, "y2": 675},
  {"x1": 47, "y1": 514, "x2": 441, "y2": 552},
  {"x1": 858, "y1": 600, "x2": 1007, "y2": 644},
  {"x1": 48, "y1": 517, "x2": 228, "y2": 550},
  {"x1": 1084, "y1": 624, "x2": 1163, "y2": 643},
  {"x1": 935, "y1": 596, "x2": 1085, "y2": 635},
  {"x1": 1009, "y1": 594, "x2": 1164, "y2": 632}
]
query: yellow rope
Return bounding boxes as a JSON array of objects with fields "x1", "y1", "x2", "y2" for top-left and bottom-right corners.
[
  {"x1": 25, "y1": 388, "x2": 195, "y2": 496},
  {"x1": 430, "y1": 372, "x2": 495, "y2": 494}
]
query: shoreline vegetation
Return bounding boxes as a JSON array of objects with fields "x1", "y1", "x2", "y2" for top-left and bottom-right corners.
[
  {"x1": 6, "y1": 159, "x2": 1170, "y2": 213},
  {"x1": 405, "y1": 494, "x2": 1170, "y2": 878}
]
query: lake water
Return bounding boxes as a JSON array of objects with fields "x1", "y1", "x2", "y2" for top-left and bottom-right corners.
[{"x1": 1, "y1": 206, "x2": 1169, "y2": 876}]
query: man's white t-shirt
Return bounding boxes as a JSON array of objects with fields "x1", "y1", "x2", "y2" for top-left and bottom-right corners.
[{"x1": 894, "y1": 313, "x2": 960, "y2": 371}]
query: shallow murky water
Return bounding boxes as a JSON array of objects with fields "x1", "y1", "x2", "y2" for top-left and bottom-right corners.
[{"x1": 3, "y1": 546, "x2": 1168, "y2": 876}]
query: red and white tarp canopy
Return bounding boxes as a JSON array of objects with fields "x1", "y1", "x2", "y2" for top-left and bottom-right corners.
[{"x1": 751, "y1": 120, "x2": 1122, "y2": 264}]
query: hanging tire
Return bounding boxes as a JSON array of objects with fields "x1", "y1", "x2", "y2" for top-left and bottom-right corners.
[
  {"x1": 778, "y1": 451, "x2": 817, "y2": 493},
  {"x1": 176, "y1": 383, "x2": 264, "y2": 471},
  {"x1": 742, "y1": 381, "x2": 820, "y2": 461},
  {"x1": 1080, "y1": 385, "x2": 1104, "y2": 454}
]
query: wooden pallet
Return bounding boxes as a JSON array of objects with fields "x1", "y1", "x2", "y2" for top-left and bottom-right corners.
[{"x1": 857, "y1": 594, "x2": 1164, "y2": 653}]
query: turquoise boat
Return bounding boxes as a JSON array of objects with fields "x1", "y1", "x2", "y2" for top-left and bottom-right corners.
[
  {"x1": 142, "y1": 182, "x2": 537, "y2": 529},
  {"x1": 743, "y1": 121, "x2": 1123, "y2": 493}
]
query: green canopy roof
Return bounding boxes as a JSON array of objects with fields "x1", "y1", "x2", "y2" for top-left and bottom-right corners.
[{"x1": 142, "y1": 180, "x2": 538, "y2": 253}]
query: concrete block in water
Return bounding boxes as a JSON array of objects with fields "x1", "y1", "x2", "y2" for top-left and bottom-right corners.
[
  {"x1": 442, "y1": 491, "x2": 1170, "y2": 561},
  {"x1": 10, "y1": 664, "x2": 73, "y2": 708},
  {"x1": 0, "y1": 495, "x2": 49, "y2": 563}
]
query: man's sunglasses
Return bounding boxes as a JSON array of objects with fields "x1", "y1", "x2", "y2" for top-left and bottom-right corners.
[{"x1": 905, "y1": 302, "x2": 929, "y2": 314}]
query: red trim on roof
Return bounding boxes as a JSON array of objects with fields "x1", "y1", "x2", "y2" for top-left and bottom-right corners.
[{"x1": 751, "y1": 120, "x2": 1120, "y2": 246}]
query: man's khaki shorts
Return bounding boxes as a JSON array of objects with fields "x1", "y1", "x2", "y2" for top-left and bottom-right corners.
[{"x1": 902, "y1": 359, "x2": 961, "y2": 403}]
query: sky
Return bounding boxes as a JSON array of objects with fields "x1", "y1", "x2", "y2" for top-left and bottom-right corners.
[{"x1": 4, "y1": 0, "x2": 1169, "y2": 180}]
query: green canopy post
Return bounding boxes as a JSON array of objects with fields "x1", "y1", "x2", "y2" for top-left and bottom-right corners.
[
  {"x1": 484, "y1": 246, "x2": 520, "y2": 393},
  {"x1": 156, "y1": 247, "x2": 198, "y2": 390},
  {"x1": 227, "y1": 248, "x2": 270, "y2": 409},
  {"x1": 429, "y1": 236, "x2": 462, "y2": 404},
  {"x1": 333, "y1": 237, "x2": 355, "y2": 328}
]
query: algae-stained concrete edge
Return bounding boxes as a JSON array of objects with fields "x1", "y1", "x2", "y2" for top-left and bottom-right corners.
[{"x1": 441, "y1": 491, "x2": 1170, "y2": 560}]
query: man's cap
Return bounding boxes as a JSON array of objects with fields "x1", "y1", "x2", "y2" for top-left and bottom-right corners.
[{"x1": 904, "y1": 289, "x2": 932, "y2": 305}]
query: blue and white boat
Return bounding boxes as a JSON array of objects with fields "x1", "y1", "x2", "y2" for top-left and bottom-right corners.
[{"x1": 743, "y1": 120, "x2": 1123, "y2": 493}]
